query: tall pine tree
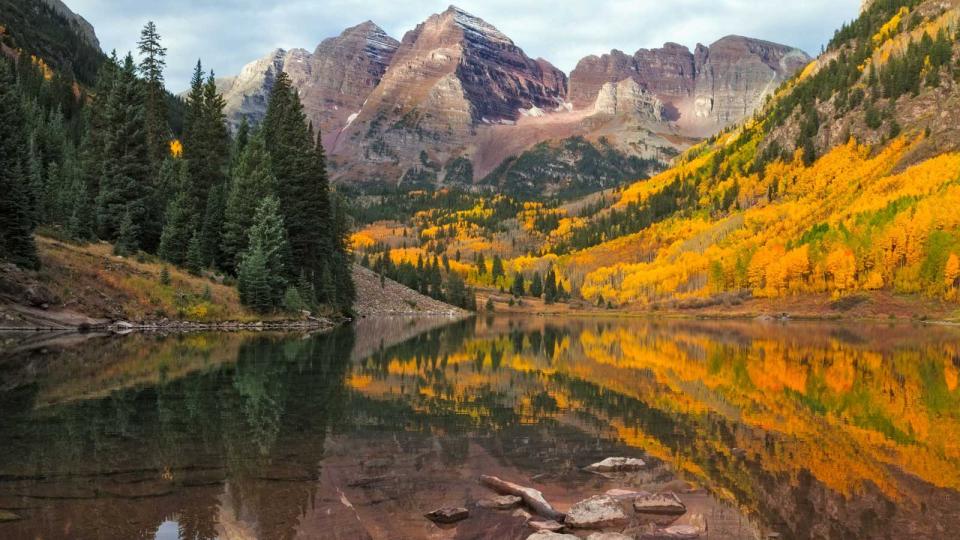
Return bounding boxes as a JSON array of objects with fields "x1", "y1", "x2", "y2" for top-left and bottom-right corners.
[
  {"x1": 95, "y1": 53, "x2": 150, "y2": 250},
  {"x1": 221, "y1": 133, "x2": 277, "y2": 272},
  {"x1": 0, "y1": 59, "x2": 40, "y2": 269},
  {"x1": 262, "y1": 71, "x2": 354, "y2": 313},
  {"x1": 137, "y1": 21, "x2": 169, "y2": 168},
  {"x1": 238, "y1": 196, "x2": 290, "y2": 312}
]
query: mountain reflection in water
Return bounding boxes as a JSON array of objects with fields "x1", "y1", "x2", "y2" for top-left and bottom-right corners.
[{"x1": 0, "y1": 317, "x2": 958, "y2": 539}]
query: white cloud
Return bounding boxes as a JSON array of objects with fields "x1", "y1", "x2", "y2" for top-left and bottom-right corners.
[{"x1": 66, "y1": 0, "x2": 861, "y2": 91}]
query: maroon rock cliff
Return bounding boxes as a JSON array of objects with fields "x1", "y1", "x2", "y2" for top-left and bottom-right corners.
[{"x1": 570, "y1": 36, "x2": 810, "y2": 133}]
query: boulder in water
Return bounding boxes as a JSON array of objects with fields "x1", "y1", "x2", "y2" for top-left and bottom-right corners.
[
  {"x1": 565, "y1": 495, "x2": 629, "y2": 529},
  {"x1": 425, "y1": 506, "x2": 469, "y2": 524}
]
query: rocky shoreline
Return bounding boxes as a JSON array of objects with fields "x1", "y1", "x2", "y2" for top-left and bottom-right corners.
[{"x1": 421, "y1": 457, "x2": 717, "y2": 540}]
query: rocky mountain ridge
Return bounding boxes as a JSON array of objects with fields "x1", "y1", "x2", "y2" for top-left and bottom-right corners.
[
  {"x1": 569, "y1": 36, "x2": 811, "y2": 135},
  {"x1": 216, "y1": 21, "x2": 400, "y2": 148},
  {"x1": 214, "y1": 5, "x2": 811, "y2": 191}
]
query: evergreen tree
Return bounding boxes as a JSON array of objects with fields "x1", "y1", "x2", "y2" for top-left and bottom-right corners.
[
  {"x1": 237, "y1": 196, "x2": 289, "y2": 311},
  {"x1": 530, "y1": 272, "x2": 543, "y2": 298},
  {"x1": 185, "y1": 230, "x2": 203, "y2": 274},
  {"x1": 330, "y1": 192, "x2": 356, "y2": 313},
  {"x1": 95, "y1": 53, "x2": 150, "y2": 248},
  {"x1": 238, "y1": 244, "x2": 272, "y2": 313},
  {"x1": 544, "y1": 269, "x2": 558, "y2": 304},
  {"x1": 221, "y1": 133, "x2": 277, "y2": 272},
  {"x1": 65, "y1": 167, "x2": 95, "y2": 241},
  {"x1": 114, "y1": 209, "x2": 141, "y2": 256},
  {"x1": 264, "y1": 76, "x2": 324, "y2": 275},
  {"x1": 137, "y1": 21, "x2": 169, "y2": 168},
  {"x1": 261, "y1": 73, "x2": 353, "y2": 312},
  {"x1": 445, "y1": 271, "x2": 474, "y2": 310},
  {"x1": 0, "y1": 59, "x2": 39, "y2": 269},
  {"x1": 234, "y1": 117, "x2": 250, "y2": 157},
  {"x1": 158, "y1": 191, "x2": 195, "y2": 265},
  {"x1": 476, "y1": 253, "x2": 487, "y2": 275},
  {"x1": 198, "y1": 183, "x2": 226, "y2": 267},
  {"x1": 491, "y1": 254, "x2": 505, "y2": 281},
  {"x1": 180, "y1": 63, "x2": 229, "y2": 220},
  {"x1": 511, "y1": 272, "x2": 525, "y2": 297},
  {"x1": 26, "y1": 136, "x2": 45, "y2": 226}
]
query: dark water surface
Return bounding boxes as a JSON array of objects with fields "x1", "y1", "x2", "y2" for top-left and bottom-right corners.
[{"x1": 1, "y1": 317, "x2": 959, "y2": 539}]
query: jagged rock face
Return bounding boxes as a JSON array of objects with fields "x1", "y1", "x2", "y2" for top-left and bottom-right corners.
[
  {"x1": 694, "y1": 36, "x2": 810, "y2": 126},
  {"x1": 216, "y1": 48, "x2": 306, "y2": 129},
  {"x1": 568, "y1": 49, "x2": 636, "y2": 108},
  {"x1": 537, "y1": 58, "x2": 569, "y2": 103},
  {"x1": 219, "y1": 7, "x2": 806, "y2": 189},
  {"x1": 344, "y1": 6, "x2": 565, "y2": 133},
  {"x1": 633, "y1": 43, "x2": 698, "y2": 99},
  {"x1": 593, "y1": 79, "x2": 662, "y2": 121},
  {"x1": 216, "y1": 21, "x2": 398, "y2": 144},
  {"x1": 333, "y1": 5, "x2": 570, "y2": 181},
  {"x1": 570, "y1": 36, "x2": 810, "y2": 132}
]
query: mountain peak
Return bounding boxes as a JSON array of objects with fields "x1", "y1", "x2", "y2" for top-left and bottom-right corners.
[{"x1": 435, "y1": 4, "x2": 512, "y2": 44}]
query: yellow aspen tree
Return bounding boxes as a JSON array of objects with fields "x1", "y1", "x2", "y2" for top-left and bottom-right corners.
[
  {"x1": 945, "y1": 253, "x2": 960, "y2": 300},
  {"x1": 826, "y1": 247, "x2": 858, "y2": 296}
]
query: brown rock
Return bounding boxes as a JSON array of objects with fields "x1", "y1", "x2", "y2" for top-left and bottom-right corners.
[
  {"x1": 633, "y1": 492, "x2": 687, "y2": 515},
  {"x1": 565, "y1": 495, "x2": 629, "y2": 529},
  {"x1": 639, "y1": 524, "x2": 702, "y2": 539},
  {"x1": 478, "y1": 495, "x2": 523, "y2": 509},
  {"x1": 526, "y1": 532, "x2": 579, "y2": 540},
  {"x1": 587, "y1": 534, "x2": 633, "y2": 540},
  {"x1": 529, "y1": 519, "x2": 565, "y2": 532},
  {"x1": 605, "y1": 488, "x2": 650, "y2": 500},
  {"x1": 425, "y1": 506, "x2": 469, "y2": 524},
  {"x1": 584, "y1": 456, "x2": 647, "y2": 473}
]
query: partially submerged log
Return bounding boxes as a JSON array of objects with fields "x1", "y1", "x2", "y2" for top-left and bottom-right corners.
[{"x1": 479, "y1": 475, "x2": 565, "y2": 521}]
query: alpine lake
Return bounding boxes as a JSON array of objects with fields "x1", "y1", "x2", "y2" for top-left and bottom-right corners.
[{"x1": 1, "y1": 316, "x2": 959, "y2": 539}]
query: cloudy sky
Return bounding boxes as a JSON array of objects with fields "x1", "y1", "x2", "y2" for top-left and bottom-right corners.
[{"x1": 68, "y1": 0, "x2": 861, "y2": 92}]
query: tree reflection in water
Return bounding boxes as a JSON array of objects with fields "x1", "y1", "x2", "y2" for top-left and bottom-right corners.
[{"x1": 0, "y1": 318, "x2": 958, "y2": 539}]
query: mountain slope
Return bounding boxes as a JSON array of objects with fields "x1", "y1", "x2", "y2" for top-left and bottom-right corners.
[
  {"x1": 0, "y1": 0, "x2": 104, "y2": 84},
  {"x1": 543, "y1": 0, "x2": 960, "y2": 310}
]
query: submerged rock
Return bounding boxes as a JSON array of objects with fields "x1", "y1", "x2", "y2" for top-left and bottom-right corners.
[
  {"x1": 526, "y1": 532, "x2": 580, "y2": 540},
  {"x1": 425, "y1": 506, "x2": 469, "y2": 524},
  {"x1": 513, "y1": 508, "x2": 533, "y2": 520},
  {"x1": 584, "y1": 457, "x2": 647, "y2": 473},
  {"x1": 633, "y1": 492, "x2": 687, "y2": 515},
  {"x1": 478, "y1": 495, "x2": 523, "y2": 509},
  {"x1": 639, "y1": 524, "x2": 702, "y2": 539},
  {"x1": 565, "y1": 495, "x2": 629, "y2": 529},
  {"x1": 606, "y1": 488, "x2": 650, "y2": 500},
  {"x1": 529, "y1": 519, "x2": 565, "y2": 531}
]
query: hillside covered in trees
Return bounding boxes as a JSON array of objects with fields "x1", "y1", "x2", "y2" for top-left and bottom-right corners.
[
  {"x1": 0, "y1": 19, "x2": 355, "y2": 317},
  {"x1": 349, "y1": 0, "x2": 960, "y2": 317}
]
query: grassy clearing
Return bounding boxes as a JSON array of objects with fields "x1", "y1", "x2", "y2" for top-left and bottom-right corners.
[{"x1": 35, "y1": 235, "x2": 272, "y2": 322}]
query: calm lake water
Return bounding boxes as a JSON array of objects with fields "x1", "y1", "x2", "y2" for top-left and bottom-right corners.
[{"x1": 1, "y1": 317, "x2": 959, "y2": 539}]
